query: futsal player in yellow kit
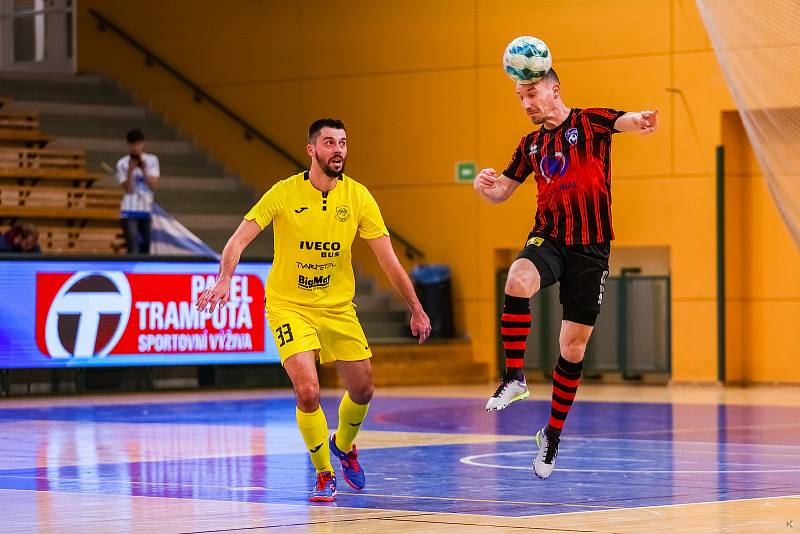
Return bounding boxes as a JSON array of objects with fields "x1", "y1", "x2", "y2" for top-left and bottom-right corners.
[{"x1": 196, "y1": 119, "x2": 431, "y2": 502}]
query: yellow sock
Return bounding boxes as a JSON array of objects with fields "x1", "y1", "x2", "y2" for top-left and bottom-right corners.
[
  {"x1": 295, "y1": 406, "x2": 333, "y2": 474},
  {"x1": 335, "y1": 391, "x2": 370, "y2": 452}
]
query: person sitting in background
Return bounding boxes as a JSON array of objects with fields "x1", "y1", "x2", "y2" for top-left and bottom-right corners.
[
  {"x1": 117, "y1": 129, "x2": 160, "y2": 254},
  {"x1": 0, "y1": 223, "x2": 41, "y2": 253}
]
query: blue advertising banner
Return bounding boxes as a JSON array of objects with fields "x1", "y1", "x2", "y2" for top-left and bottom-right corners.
[{"x1": 0, "y1": 259, "x2": 278, "y2": 368}]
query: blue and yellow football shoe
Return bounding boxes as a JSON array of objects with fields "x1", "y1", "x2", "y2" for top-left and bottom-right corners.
[{"x1": 329, "y1": 433, "x2": 366, "y2": 490}]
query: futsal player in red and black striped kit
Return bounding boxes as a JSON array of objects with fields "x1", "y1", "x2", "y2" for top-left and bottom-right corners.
[{"x1": 476, "y1": 68, "x2": 658, "y2": 479}]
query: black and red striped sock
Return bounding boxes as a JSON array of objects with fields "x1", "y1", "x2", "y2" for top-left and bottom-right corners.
[
  {"x1": 501, "y1": 294, "x2": 531, "y2": 381},
  {"x1": 546, "y1": 356, "x2": 583, "y2": 438}
]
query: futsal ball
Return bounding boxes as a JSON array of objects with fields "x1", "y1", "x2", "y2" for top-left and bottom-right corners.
[{"x1": 502, "y1": 36, "x2": 552, "y2": 84}]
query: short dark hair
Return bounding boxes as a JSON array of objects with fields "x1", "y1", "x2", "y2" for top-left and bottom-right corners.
[
  {"x1": 308, "y1": 118, "x2": 345, "y2": 143},
  {"x1": 126, "y1": 129, "x2": 145, "y2": 144},
  {"x1": 545, "y1": 68, "x2": 560, "y2": 85},
  {"x1": 6, "y1": 222, "x2": 38, "y2": 240}
]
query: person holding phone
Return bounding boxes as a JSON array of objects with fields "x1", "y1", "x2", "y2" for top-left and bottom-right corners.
[{"x1": 116, "y1": 129, "x2": 160, "y2": 253}]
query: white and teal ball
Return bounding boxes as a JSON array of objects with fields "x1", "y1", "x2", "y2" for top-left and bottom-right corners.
[{"x1": 502, "y1": 36, "x2": 552, "y2": 84}]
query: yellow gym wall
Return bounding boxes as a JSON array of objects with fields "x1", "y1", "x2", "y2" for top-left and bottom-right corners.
[
  {"x1": 721, "y1": 113, "x2": 800, "y2": 383},
  {"x1": 76, "y1": 0, "x2": 800, "y2": 384}
]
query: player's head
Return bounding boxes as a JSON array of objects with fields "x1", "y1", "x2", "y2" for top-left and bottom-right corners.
[
  {"x1": 6, "y1": 223, "x2": 39, "y2": 252},
  {"x1": 126, "y1": 129, "x2": 145, "y2": 155},
  {"x1": 307, "y1": 118, "x2": 347, "y2": 178},
  {"x1": 516, "y1": 69, "x2": 562, "y2": 125}
]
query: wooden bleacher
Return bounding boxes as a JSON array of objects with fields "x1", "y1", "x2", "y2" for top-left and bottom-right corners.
[
  {"x1": 0, "y1": 110, "x2": 38, "y2": 131},
  {"x1": 36, "y1": 225, "x2": 125, "y2": 255},
  {"x1": 0, "y1": 98, "x2": 124, "y2": 254},
  {"x1": 0, "y1": 185, "x2": 122, "y2": 218},
  {"x1": 0, "y1": 111, "x2": 52, "y2": 148},
  {"x1": 0, "y1": 147, "x2": 103, "y2": 185}
]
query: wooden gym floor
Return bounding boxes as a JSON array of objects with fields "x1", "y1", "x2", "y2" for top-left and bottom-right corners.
[{"x1": 2, "y1": 384, "x2": 799, "y2": 533}]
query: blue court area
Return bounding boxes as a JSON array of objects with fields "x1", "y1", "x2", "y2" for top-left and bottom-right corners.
[{"x1": 1, "y1": 393, "x2": 800, "y2": 517}]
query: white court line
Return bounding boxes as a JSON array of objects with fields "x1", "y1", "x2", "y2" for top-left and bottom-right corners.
[
  {"x1": 460, "y1": 450, "x2": 800, "y2": 474},
  {"x1": 471, "y1": 449, "x2": 796, "y2": 469},
  {"x1": 481, "y1": 436, "x2": 800, "y2": 458}
]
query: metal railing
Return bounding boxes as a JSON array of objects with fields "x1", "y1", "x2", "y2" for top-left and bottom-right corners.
[{"x1": 88, "y1": 9, "x2": 425, "y2": 261}]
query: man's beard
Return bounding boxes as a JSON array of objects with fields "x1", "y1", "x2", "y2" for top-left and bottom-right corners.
[{"x1": 316, "y1": 153, "x2": 345, "y2": 178}]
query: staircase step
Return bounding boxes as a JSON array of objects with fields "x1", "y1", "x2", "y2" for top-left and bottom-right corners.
[
  {"x1": 7, "y1": 100, "x2": 148, "y2": 119},
  {"x1": 0, "y1": 77, "x2": 134, "y2": 105},
  {"x1": 319, "y1": 340, "x2": 487, "y2": 387},
  {"x1": 39, "y1": 113, "x2": 180, "y2": 140},
  {"x1": 171, "y1": 213, "x2": 247, "y2": 230},
  {"x1": 85, "y1": 150, "x2": 226, "y2": 176},
  {"x1": 363, "y1": 321, "x2": 411, "y2": 339},
  {"x1": 2, "y1": 87, "x2": 134, "y2": 105},
  {"x1": 354, "y1": 276, "x2": 375, "y2": 295},
  {"x1": 240, "y1": 231, "x2": 274, "y2": 259},
  {"x1": 371, "y1": 362, "x2": 489, "y2": 386},
  {"x1": 370, "y1": 341, "x2": 474, "y2": 364},
  {"x1": 359, "y1": 309, "x2": 407, "y2": 323},
  {"x1": 0, "y1": 71, "x2": 106, "y2": 83},
  {"x1": 51, "y1": 136, "x2": 194, "y2": 154},
  {"x1": 189, "y1": 225, "x2": 274, "y2": 258},
  {"x1": 156, "y1": 188, "x2": 255, "y2": 214},
  {"x1": 353, "y1": 293, "x2": 395, "y2": 309},
  {"x1": 158, "y1": 176, "x2": 246, "y2": 192}
]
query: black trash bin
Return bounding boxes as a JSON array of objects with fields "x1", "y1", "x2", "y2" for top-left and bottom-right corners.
[{"x1": 411, "y1": 264, "x2": 454, "y2": 338}]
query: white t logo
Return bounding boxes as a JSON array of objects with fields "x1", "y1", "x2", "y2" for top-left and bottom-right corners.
[{"x1": 44, "y1": 271, "x2": 132, "y2": 359}]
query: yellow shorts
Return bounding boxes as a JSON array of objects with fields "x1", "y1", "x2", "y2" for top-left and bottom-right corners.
[{"x1": 266, "y1": 304, "x2": 372, "y2": 365}]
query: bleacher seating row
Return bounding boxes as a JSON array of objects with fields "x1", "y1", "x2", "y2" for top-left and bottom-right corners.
[
  {"x1": 0, "y1": 96, "x2": 124, "y2": 254},
  {"x1": 0, "y1": 111, "x2": 51, "y2": 147}
]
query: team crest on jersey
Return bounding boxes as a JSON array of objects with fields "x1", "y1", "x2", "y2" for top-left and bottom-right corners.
[
  {"x1": 335, "y1": 206, "x2": 350, "y2": 222},
  {"x1": 565, "y1": 127, "x2": 579, "y2": 145},
  {"x1": 539, "y1": 152, "x2": 568, "y2": 183}
]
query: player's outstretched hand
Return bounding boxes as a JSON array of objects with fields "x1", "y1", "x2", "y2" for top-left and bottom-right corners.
[
  {"x1": 474, "y1": 168, "x2": 498, "y2": 191},
  {"x1": 638, "y1": 109, "x2": 659, "y2": 135},
  {"x1": 195, "y1": 278, "x2": 231, "y2": 313},
  {"x1": 410, "y1": 309, "x2": 432, "y2": 344}
]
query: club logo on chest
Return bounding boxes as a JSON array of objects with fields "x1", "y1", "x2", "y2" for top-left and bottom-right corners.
[
  {"x1": 335, "y1": 206, "x2": 350, "y2": 222},
  {"x1": 565, "y1": 127, "x2": 579, "y2": 145}
]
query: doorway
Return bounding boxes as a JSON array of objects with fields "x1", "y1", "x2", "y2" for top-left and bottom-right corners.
[{"x1": 0, "y1": 0, "x2": 74, "y2": 73}]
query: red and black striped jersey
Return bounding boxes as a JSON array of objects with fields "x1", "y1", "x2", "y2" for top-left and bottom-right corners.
[{"x1": 502, "y1": 108, "x2": 626, "y2": 245}]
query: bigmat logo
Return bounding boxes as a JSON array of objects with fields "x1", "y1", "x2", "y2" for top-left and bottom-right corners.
[{"x1": 36, "y1": 271, "x2": 265, "y2": 359}]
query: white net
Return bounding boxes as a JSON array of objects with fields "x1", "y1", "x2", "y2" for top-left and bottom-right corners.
[{"x1": 696, "y1": 0, "x2": 800, "y2": 246}]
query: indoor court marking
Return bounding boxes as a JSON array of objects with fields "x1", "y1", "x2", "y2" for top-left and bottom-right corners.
[{"x1": 2, "y1": 386, "x2": 799, "y2": 532}]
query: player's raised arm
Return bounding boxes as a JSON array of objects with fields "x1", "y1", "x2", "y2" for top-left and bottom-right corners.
[
  {"x1": 366, "y1": 236, "x2": 432, "y2": 344},
  {"x1": 474, "y1": 168, "x2": 521, "y2": 204},
  {"x1": 613, "y1": 109, "x2": 659, "y2": 135},
  {"x1": 196, "y1": 219, "x2": 262, "y2": 313}
]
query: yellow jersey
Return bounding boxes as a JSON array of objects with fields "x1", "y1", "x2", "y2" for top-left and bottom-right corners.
[{"x1": 244, "y1": 171, "x2": 389, "y2": 309}]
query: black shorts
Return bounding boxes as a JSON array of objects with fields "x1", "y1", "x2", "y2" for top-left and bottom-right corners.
[{"x1": 517, "y1": 232, "x2": 610, "y2": 326}]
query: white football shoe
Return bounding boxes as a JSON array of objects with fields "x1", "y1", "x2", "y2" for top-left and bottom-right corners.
[
  {"x1": 533, "y1": 426, "x2": 560, "y2": 479},
  {"x1": 485, "y1": 377, "x2": 529, "y2": 411}
]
